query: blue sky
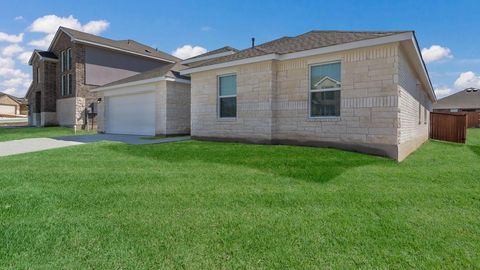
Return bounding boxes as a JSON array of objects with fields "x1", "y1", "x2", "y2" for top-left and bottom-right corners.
[{"x1": 1, "y1": 0, "x2": 479, "y2": 98}]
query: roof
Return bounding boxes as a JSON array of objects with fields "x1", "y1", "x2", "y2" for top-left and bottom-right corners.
[
  {"x1": 51, "y1": 27, "x2": 180, "y2": 63},
  {"x1": 36, "y1": 50, "x2": 57, "y2": 59},
  {"x1": 97, "y1": 62, "x2": 189, "y2": 89},
  {"x1": 185, "y1": 46, "x2": 238, "y2": 61},
  {"x1": 433, "y1": 88, "x2": 480, "y2": 109},
  {"x1": 190, "y1": 31, "x2": 410, "y2": 68},
  {"x1": 28, "y1": 49, "x2": 58, "y2": 65},
  {"x1": 0, "y1": 92, "x2": 27, "y2": 104}
]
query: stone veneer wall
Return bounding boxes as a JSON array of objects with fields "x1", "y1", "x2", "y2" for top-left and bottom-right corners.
[
  {"x1": 397, "y1": 48, "x2": 432, "y2": 161},
  {"x1": 166, "y1": 81, "x2": 191, "y2": 135},
  {"x1": 191, "y1": 43, "x2": 403, "y2": 158}
]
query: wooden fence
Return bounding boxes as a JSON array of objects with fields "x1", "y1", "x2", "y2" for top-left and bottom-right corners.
[
  {"x1": 465, "y1": 112, "x2": 480, "y2": 128},
  {"x1": 430, "y1": 112, "x2": 467, "y2": 143}
]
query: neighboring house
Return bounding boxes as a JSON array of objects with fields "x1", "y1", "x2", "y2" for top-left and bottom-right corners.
[
  {"x1": 0, "y1": 92, "x2": 27, "y2": 116},
  {"x1": 91, "y1": 46, "x2": 239, "y2": 136},
  {"x1": 180, "y1": 30, "x2": 436, "y2": 161},
  {"x1": 26, "y1": 27, "x2": 180, "y2": 128},
  {"x1": 433, "y1": 88, "x2": 480, "y2": 112},
  {"x1": 93, "y1": 63, "x2": 191, "y2": 136}
]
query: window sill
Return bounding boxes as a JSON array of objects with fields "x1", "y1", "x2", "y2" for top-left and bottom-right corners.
[
  {"x1": 307, "y1": 116, "x2": 341, "y2": 122},
  {"x1": 217, "y1": 117, "x2": 237, "y2": 122}
]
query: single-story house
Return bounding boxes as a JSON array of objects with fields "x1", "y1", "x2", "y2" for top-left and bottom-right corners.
[
  {"x1": 0, "y1": 92, "x2": 28, "y2": 116},
  {"x1": 92, "y1": 63, "x2": 191, "y2": 136},
  {"x1": 433, "y1": 88, "x2": 480, "y2": 112},
  {"x1": 180, "y1": 30, "x2": 436, "y2": 161}
]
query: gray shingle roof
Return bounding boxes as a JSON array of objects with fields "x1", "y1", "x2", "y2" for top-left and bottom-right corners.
[
  {"x1": 185, "y1": 46, "x2": 238, "y2": 61},
  {"x1": 36, "y1": 50, "x2": 57, "y2": 59},
  {"x1": 433, "y1": 89, "x2": 480, "y2": 109},
  {"x1": 192, "y1": 30, "x2": 410, "y2": 68},
  {"x1": 99, "y1": 63, "x2": 189, "y2": 88},
  {"x1": 60, "y1": 27, "x2": 180, "y2": 63}
]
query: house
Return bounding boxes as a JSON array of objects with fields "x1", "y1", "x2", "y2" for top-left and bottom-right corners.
[
  {"x1": 91, "y1": 46, "x2": 239, "y2": 136},
  {"x1": 0, "y1": 92, "x2": 27, "y2": 116},
  {"x1": 93, "y1": 63, "x2": 191, "y2": 136},
  {"x1": 180, "y1": 30, "x2": 436, "y2": 161},
  {"x1": 433, "y1": 88, "x2": 480, "y2": 112},
  {"x1": 26, "y1": 27, "x2": 180, "y2": 128}
]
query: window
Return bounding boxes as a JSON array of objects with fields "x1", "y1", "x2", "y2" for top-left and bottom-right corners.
[
  {"x1": 424, "y1": 107, "x2": 427, "y2": 125},
  {"x1": 68, "y1": 74, "x2": 73, "y2": 95},
  {"x1": 218, "y1": 74, "x2": 237, "y2": 118},
  {"x1": 36, "y1": 67, "x2": 40, "y2": 84},
  {"x1": 66, "y1": 48, "x2": 72, "y2": 70},
  {"x1": 309, "y1": 62, "x2": 341, "y2": 117},
  {"x1": 418, "y1": 103, "x2": 422, "y2": 124},
  {"x1": 62, "y1": 75, "x2": 66, "y2": 96},
  {"x1": 61, "y1": 50, "x2": 65, "y2": 72}
]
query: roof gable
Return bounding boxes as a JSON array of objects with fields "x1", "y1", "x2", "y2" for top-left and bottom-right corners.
[
  {"x1": 48, "y1": 27, "x2": 180, "y2": 63},
  {"x1": 434, "y1": 89, "x2": 480, "y2": 109}
]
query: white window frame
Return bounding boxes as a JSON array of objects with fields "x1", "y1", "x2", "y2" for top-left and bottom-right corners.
[
  {"x1": 68, "y1": 73, "x2": 73, "y2": 95},
  {"x1": 61, "y1": 50, "x2": 65, "y2": 72},
  {"x1": 217, "y1": 73, "x2": 237, "y2": 119},
  {"x1": 308, "y1": 61, "x2": 342, "y2": 118},
  {"x1": 66, "y1": 48, "x2": 72, "y2": 70},
  {"x1": 61, "y1": 75, "x2": 66, "y2": 96},
  {"x1": 36, "y1": 67, "x2": 40, "y2": 84}
]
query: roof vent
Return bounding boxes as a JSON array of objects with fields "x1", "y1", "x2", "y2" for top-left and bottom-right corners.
[
  {"x1": 465, "y1": 87, "x2": 478, "y2": 92},
  {"x1": 251, "y1": 37, "x2": 255, "y2": 48},
  {"x1": 145, "y1": 49, "x2": 151, "y2": 53}
]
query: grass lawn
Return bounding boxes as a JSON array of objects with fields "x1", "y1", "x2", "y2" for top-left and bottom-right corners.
[
  {"x1": 0, "y1": 126, "x2": 94, "y2": 142},
  {"x1": 0, "y1": 128, "x2": 479, "y2": 269}
]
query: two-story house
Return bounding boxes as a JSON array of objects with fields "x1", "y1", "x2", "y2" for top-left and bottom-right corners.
[{"x1": 26, "y1": 27, "x2": 180, "y2": 128}]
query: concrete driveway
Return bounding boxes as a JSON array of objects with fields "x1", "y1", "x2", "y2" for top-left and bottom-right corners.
[
  {"x1": 0, "y1": 138, "x2": 84, "y2": 157},
  {"x1": 0, "y1": 134, "x2": 190, "y2": 157}
]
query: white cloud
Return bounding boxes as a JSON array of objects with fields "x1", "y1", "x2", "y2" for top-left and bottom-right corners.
[
  {"x1": 1, "y1": 44, "x2": 24, "y2": 56},
  {"x1": 28, "y1": 15, "x2": 110, "y2": 49},
  {"x1": 0, "y1": 57, "x2": 15, "y2": 68},
  {"x1": 0, "y1": 32, "x2": 24, "y2": 43},
  {"x1": 17, "y1": 51, "x2": 32, "y2": 65},
  {"x1": 2, "y1": 88, "x2": 17, "y2": 95},
  {"x1": 172, "y1": 45, "x2": 207, "y2": 59},
  {"x1": 454, "y1": 71, "x2": 480, "y2": 89},
  {"x1": 28, "y1": 33, "x2": 55, "y2": 48},
  {"x1": 0, "y1": 67, "x2": 30, "y2": 96},
  {"x1": 1, "y1": 78, "x2": 24, "y2": 88},
  {"x1": 14, "y1": 16, "x2": 23, "y2": 21},
  {"x1": 421, "y1": 45, "x2": 453, "y2": 63},
  {"x1": 82, "y1": 20, "x2": 110, "y2": 34},
  {"x1": 200, "y1": 26, "x2": 213, "y2": 32},
  {"x1": 434, "y1": 86, "x2": 453, "y2": 98}
]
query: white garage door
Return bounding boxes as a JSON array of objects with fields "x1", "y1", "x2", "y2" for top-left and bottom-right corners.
[
  {"x1": 105, "y1": 92, "x2": 156, "y2": 136},
  {"x1": 0, "y1": 105, "x2": 16, "y2": 115}
]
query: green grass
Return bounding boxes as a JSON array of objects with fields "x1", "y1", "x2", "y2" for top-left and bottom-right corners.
[
  {"x1": 0, "y1": 126, "x2": 94, "y2": 142},
  {"x1": 1, "y1": 128, "x2": 479, "y2": 269}
]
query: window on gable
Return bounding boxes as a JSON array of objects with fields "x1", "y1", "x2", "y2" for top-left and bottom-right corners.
[
  {"x1": 309, "y1": 62, "x2": 341, "y2": 117},
  {"x1": 62, "y1": 75, "x2": 66, "y2": 96},
  {"x1": 61, "y1": 50, "x2": 65, "y2": 72},
  {"x1": 66, "y1": 48, "x2": 72, "y2": 70},
  {"x1": 218, "y1": 74, "x2": 237, "y2": 118},
  {"x1": 68, "y1": 74, "x2": 73, "y2": 95},
  {"x1": 36, "y1": 67, "x2": 40, "y2": 84}
]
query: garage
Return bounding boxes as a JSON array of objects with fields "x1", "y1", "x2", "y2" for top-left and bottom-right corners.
[
  {"x1": 105, "y1": 91, "x2": 156, "y2": 136},
  {"x1": 0, "y1": 104, "x2": 16, "y2": 115}
]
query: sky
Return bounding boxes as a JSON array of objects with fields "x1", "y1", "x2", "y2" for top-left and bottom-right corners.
[{"x1": 0, "y1": 0, "x2": 479, "y2": 98}]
